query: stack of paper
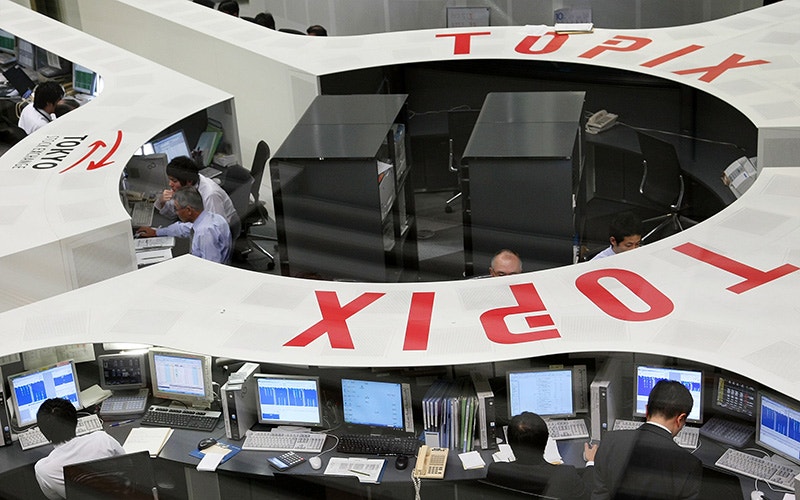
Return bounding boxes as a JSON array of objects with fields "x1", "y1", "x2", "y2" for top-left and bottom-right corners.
[
  {"x1": 323, "y1": 457, "x2": 386, "y2": 484},
  {"x1": 122, "y1": 427, "x2": 173, "y2": 457}
]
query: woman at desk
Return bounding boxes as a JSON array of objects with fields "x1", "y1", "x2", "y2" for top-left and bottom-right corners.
[{"x1": 18, "y1": 81, "x2": 65, "y2": 135}]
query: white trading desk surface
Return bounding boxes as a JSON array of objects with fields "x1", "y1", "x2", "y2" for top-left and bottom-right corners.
[{"x1": 0, "y1": 2, "x2": 800, "y2": 404}]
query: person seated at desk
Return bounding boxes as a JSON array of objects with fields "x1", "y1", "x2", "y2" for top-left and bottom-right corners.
[
  {"x1": 591, "y1": 380, "x2": 702, "y2": 500},
  {"x1": 33, "y1": 398, "x2": 125, "y2": 500},
  {"x1": 591, "y1": 211, "x2": 643, "y2": 261},
  {"x1": 486, "y1": 412, "x2": 596, "y2": 499},
  {"x1": 489, "y1": 248, "x2": 522, "y2": 277},
  {"x1": 155, "y1": 155, "x2": 240, "y2": 238},
  {"x1": 139, "y1": 187, "x2": 232, "y2": 264},
  {"x1": 18, "y1": 81, "x2": 65, "y2": 135}
]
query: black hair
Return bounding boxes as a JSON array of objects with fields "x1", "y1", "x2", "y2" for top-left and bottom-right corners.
[
  {"x1": 218, "y1": 0, "x2": 239, "y2": 16},
  {"x1": 36, "y1": 398, "x2": 77, "y2": 444},
  {"x1": 507, "y1": 411, "x2": 549, "y2": 460},
  {"x1": 254, "y1": 12, "x2": 276, "y2": 29},
  {"x1": 307, "y1": 24, "x2": 328, "y2": 36},
  {"x1": 166, "y1": 155, "x2": 200, "y2": 186},
  {"x1": 33, "y1": 81, "x2": 65, "y2": 109},
  {"x1": 609, "y1": 211, "x2": 643, "y2": 243},
  {"x1": 647, "y1": 380, "x2": 694, "y2": 420}
]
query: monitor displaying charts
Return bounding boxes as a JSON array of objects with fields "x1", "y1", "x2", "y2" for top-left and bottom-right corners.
[
  {"x1": 151, "y1": 130, "x2": 192, "y2": 163},
  {"x1": 633, "y1": 365, "x2": 703, "y2": 424}
]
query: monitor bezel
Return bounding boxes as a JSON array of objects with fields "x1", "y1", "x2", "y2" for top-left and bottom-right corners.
[
  {"x1": 254, "y1": 373, "x2": 323, "y2": 427},
  {"x1": 7, "y1": 359, "x2": 82, "y2": 428},
  {"x1": 33, "y1": 45, "x2": 71, "y2": 76},
  {"x1": 151, "y1": 129, "x2": 192, "y2": 163},
  {"x1": 72, "y1": 63, "x2": 97, "y2": 96},
  {"x1": 711, "y1": 373, "x2": 757, "y2": 422},
  {"x1": 15, "y1": 38, "x2": 34, "y2": 70},
  {"x1": 0, "y1": 29, "x2": 15, "y2": 55},
  {"x1": 147, "y1": 348, "x2": 213, "y2": 409},
  {"x1": 632, "y1": 364, "x2": 704, "y2": 424},
  {"x1": 506, "y1": 367, "x2": 576, "y2": 419},
  {"x1": 97, "y1": 353, "x2": 148, "y2": 392},
  {"x1": 756, "y1": 391, "x2": 800, "y2": 466},
  {"x1": 341, "y1": 377, "x2": 408, "y2": 431}
]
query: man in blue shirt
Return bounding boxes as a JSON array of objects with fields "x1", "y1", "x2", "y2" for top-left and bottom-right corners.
[{"x1": 138, "y1": 187, "x2": 231, "y2": 263}]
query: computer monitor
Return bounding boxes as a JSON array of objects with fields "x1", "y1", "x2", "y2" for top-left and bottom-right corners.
[
  {"x1": 15, "y1": 38, "x2": 34, "y2": 69},
  {"x1": 34, "y1": 45, "x2": 70, "y2": 77},
  {"x1": 72, "y1": 64, "x2": 97, "y2": 96},
  {"x1": 254, "y1": 374, "x2": 323, "y2": 427},
  {"x1": 97, "y1": 353, "x2": 147, "y2": 392},
  {"x1": 756, "y1": 392, "x2": 800, "y2": 465},
  {"x1": 507, "y1": 367, "x2": 575, "y2": 419},
  {"x1": 711, "y1": 374, "x2": 757, "y2": 421},
  {"x1": 633, "y1": 365, "x2": 703, "y2": 424},
  {"x1": 7, "y1": 359, "x2": 82, "y2": 428},
  {"x1": 151, "y1": 130, "x2": 192, "y2": 163},
  {"x1": 0, "y1": 29, "x2": 15, "y2": 56},
  {"x1": 341, "y1": 378, "x2": 411, "y2": 432},
  {"x1": 148, "y1": 348, "x2": 213, "y2": 409}
]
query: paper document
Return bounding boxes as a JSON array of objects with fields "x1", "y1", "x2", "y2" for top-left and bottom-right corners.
[
  {"x1": 459, "y1": 450, "x2": 486, "y2": 470},
  {"x1": 123, "y1": 427, "x2": 174, "y2": 457},
  {"x1": 554, "y1": 23, "x2": 593, "y2": 33},
  {"x1": 323, "y1": 457, "x2": 386, "y2": 483},
  {"x1": 80, "y1": 384, "x2": 112, "y2": 407}
]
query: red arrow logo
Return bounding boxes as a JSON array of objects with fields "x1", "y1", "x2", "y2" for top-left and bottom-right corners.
[{"x1": 59, "y1": 130, "x2": 123, "y2": 174}]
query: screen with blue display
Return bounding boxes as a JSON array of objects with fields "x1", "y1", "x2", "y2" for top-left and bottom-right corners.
[
  {"x1": 255, "y1": 374, "x2": 322, "y2": 426},
  {"x1": 8, "y1": 360, "x2": 81, "y2": 428},
  {"x1": 634, "y1": 365, "x2": 703, "y2": 423}
]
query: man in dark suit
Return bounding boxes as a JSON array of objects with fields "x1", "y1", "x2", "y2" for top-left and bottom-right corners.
[
  {"x1": 486, "y1": 411, "x2": 596, "y2": 499},
  {"x1": 591, "y1": 380, "x2": 702, "y2": 500}
]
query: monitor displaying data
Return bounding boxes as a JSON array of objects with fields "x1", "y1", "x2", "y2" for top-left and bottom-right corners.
[
  {"x1": 72, "y1": 64, "x2": 97, "y2": 96},
  {"x1": 34, "y1": 46, "x2": 70, "y2": 77},
  {"x1": 15, "y1": 38, "x2": 34, "y2": 69},
  {"x1": 507, "y1": 368, "x2": 575, "y2": 418},
  {"x1": 98, "y1": 353, "x2": 147, "y2": 391},
  {"x1": 0, "y1": 29, "x2": 15, "y2": 55},
  {"x1": 151, "y1": 130, "x2": 192, "y2": 162},
  {"x1": 633, "y1": 365, "x2": 703, "y2": 423},
  {"x1": 255, "y1": 374, "x2": 322, "y2": 427},
  {"x1": 711, "y1": 374, "x2": 757, "y2": 420},
  {"x1": 341, "y1": 378, "x2": 406, "y2": 430},
  {"x1": 757, "y1": 392, "x2": 800, "y2": 465},
  {"x1": 148, "y1": 348, "x2": 213, "y2": 409},
  {"x1": 7, "y1": 360, "x2": 81, "y2": 428}
]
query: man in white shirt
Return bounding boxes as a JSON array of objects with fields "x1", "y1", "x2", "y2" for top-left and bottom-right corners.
[
  {"x1": 591, "y1": 212, "x2": 643, "y2": 261},
  {"x1": 18, "y1": 81, "x2": 65, "y2": 135},
  {"x1": 34, "y1": 398, "x2": 125, "y2": 499}
]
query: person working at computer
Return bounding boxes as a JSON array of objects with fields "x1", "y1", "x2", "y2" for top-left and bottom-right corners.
[
  {"x1": 154, "y1": 155, "x2": 240, "y2": 238},
  {"x1": 591, "y1": 380, "x2": 702, "y2": 500},
  {"x1": 139, "y1": 187, "x2": 232, "y2": 264},
  {"x1": 487, "y1": 411, "x2": 596, "y2": 499},
  {"x1": 33, "y1": 398, "x2": 125, "y2": 500},
  {"x1": 17, "y1": 81, "x2": 65, "y2": 135},
  {"x1": 489, "y1": 249, "x2": 523, "y2": 277},
  {"x1": 591, "y1": 212, "x2": 643, "y2": 261}
]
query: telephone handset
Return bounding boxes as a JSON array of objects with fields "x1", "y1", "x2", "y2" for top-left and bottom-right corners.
[
  {"x1": 722, "y1": 156, "x2": 757, "y2": 198},
  {"x1": 413, "y1": 445, "x2": 448, "y2": 479},
  {"x1": 585, "y1": 109, "x2": 618, "y2": 134}
]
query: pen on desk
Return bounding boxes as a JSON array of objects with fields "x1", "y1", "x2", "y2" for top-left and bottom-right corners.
[
  {"x1": 110, "y1": 419, "x2": 135, "y2": 427},
  {"x1": 348, "y1": 469, "x2": 370, "y2": 476}
]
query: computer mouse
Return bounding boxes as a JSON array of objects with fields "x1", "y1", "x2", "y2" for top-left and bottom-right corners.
[
  {"x1": 395, "y1": 454, "x2": 409, "y2": 470},
  {"x1": 309, "y1": 456, "x2": 322, "y2": 470},
  {"x1": 197, "y1": 437, "x2": 217, "y2": 451},
  {"x1": 750, "y1": 491, "x2": 764, "y2": 500}
]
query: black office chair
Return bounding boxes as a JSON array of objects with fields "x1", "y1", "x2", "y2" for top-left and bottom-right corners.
[
  {"x1": 637, "y1": 131, "x2": 698, "y2": 242},
  {"x1": 224, "y1": 141, "x2": 276, "y2": 270},
  {"x1": 64, "y1": 451, "x2": 159, "y2": 500}
]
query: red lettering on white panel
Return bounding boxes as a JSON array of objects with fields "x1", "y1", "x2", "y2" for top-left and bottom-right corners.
[
  {"x1": 579, "y1": 35, "x2": 651, "y2": 59},
  {"x1": 403, "y1": 292, "x2": 435, "y2": 351},
  {"x1": 641, "y1": 45, "x2": 704, "y2": 68},
  {"x1": 435, "y1": 32, "x2": 492, "y2": 55},
  {"x1": 284, "y1": 291, "x2": 384, "y2": 349},
  {"x1": 576, "y1": 269, "x2": 674, "y2": 321},
  {"x1": 673, "y1": 54, "x2": 769, "y2": 83},
  {"x1": 674, "y1": 243, "x2": 799, "y2": 294},
  {"x1": 515, "y1": 33, "x2": 568, "y2": 55},
  {"x1": 480, "y1": 283, "x2": 560, "y2": 345}
]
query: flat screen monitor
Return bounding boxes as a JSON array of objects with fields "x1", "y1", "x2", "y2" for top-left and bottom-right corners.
[
  {"x1": 633, "y1": 365, "x2": 703, "y2": 424},
  {"x1": 0, "y1": 29, "x2": 15, "y2": 55},
  {"x1": 255, "y1": 374, "x2": 322, "y2": 427},
  {"x1": 148, "y1": 348, "x2": 213, "y2": 409},
  {"x1": 711, "y1": 374, "x2": 757, "y2": 421},
  {"x1": 15, "y1": 38, "x2": 34, "y2": 69},
  {"x1": 98, "y1": 353, "x2": 147, "y2": 392},
  {"x1": 507, "y1": 367, "x2": 575, "y2": 419},
  {"x1": 72, "y1": 64, "x2": 97, "y2": 96},
  {"x1": 7, "y1": 360, "x2": 82, "y2": 428},
  {"x1": 151, "y1": 130, "x2": 192, "y2": 163},
  {"x1": 756, "y1": 392, "x2": 800, "y2": 465},
  {"x1": 341, "y1": 378, "x2": 410, "y2": 432},
  {"x1": 34, "y1": 45, "x2": 70, "y2": 77}
]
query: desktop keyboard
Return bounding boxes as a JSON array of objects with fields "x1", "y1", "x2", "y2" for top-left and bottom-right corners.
[
  {"x1": 612, "y1": 419, "x2": 699, "y2": 449},
  {"x1": 99, "y1": 389, "x2": 149, "y2": 418},
  {"x1": 242, "y1": 431, "x2": 327, "y2": 453},
  {"x1": 715, "y1": 448, "x2": 800, "y2": 489},
  {"x1": 546, "y1": 419, "x2": 589, "y2": 440},
  {"x1": 699, "y1": 416, "x2": 754, "y2": 448},
  {"x1": 18, "y1": 413, "x2": 104, "y2": 451},
  {"x1": 130, "y1": 201, "x2": 155, "y2": 227},
  {"x1": 134, "y1": 236, "x2": 175, "y2": 251},
  {"x1": 336, "y1": 434, "x2": 421, "y2": 456},
  {"x1": 139, "y1": 405, "x2": 221, "y2": 431}
]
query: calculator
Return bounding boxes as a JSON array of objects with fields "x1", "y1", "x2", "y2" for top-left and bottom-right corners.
[{"x1": 267, "y1": 451, "x2": 307, "y2": 471}]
